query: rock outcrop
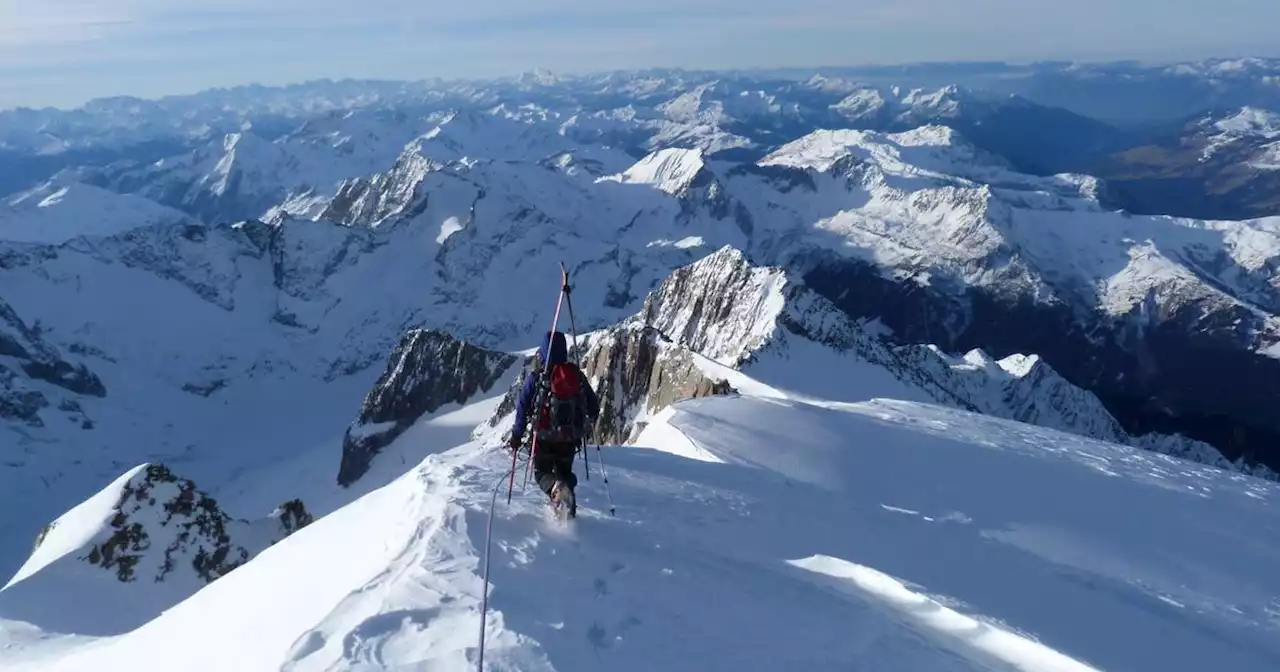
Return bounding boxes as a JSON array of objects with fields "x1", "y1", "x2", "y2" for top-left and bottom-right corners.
[
  {"x1": 895, "y1": 345, "x2": 1133, "y2": 443},
  {"x1": 500, "y1": 245, "x2": 1277, "y2": 482},
  {"x1": 0, "y1": 296, "x2": 102, "y2": 428},
  {"x1": 80, "y1": 463, "x2": 312, "y2": 584},
  {"x1": 634, "y1": 246, "x2": 967, "y2": 406},
  {"x1": 482, "y1": 324, "x2": 736, "y2": 447},
  {"x1": 338, "y1": 329, "x2": 517, "y2": 486},
  {"x1": 896, "y1": 344, "x2": 1280, "y2": 481},
  {"x1": 0, "y1": 363, "x2": 48, "y2": 426},
  {"x1": 0, "y1": 297, "x2": 105, "y2": 398},
  {"x1": 581, "y1": 325, "x2": 737, "y2": 445}
]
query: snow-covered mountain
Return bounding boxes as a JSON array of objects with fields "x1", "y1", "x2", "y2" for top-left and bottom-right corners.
[
  {"x1": 0, "y1": 296, "x2": 102, "y2": 435},
  {"x1": 4, "y1": 188, "x2": 1280, "y2": 669},
  {"x1": 548, "y1": 247, "x2": 1273, "y2": 477},
  {"x1": 824, "y1": 84, "x2": 1129, "y2": 173},
  {"x1": 731, "y1": 126, "x2": 1280, "y2": 467},
  {"x1": 6, "y1": 293, "x2": 1280, "y2": 670},
  {"x1": 4, "y1": 112, "x2": 1280, "y2": 561},
  {"x1": 0, "y1": 463, "x2": 311, "y2": 636},
  {"x1": 65, "y1": 107, "x2": 638, "y2": 227},
  {"x1": 339, "y1": 329, "x2": 518, "y2": 487},
  {"x1": 69, "y1": 109, "x2": 436, "y2": 225},
  {"x1": 7, "y1": 60, "x2": 1280, "y2": 672},
  {"x1": 2, "y1": 179, "x2": 196, "y2": 244},
  {"x1": 1095, "y1": 106, "x2": 1280, "y2": 220},
  {"x1": 11, "y1": 58, "x2": 1280, "y2": 196}
]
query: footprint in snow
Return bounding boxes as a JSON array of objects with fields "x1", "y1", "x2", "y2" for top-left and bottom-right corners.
[{"x1": 586, "y1": 622, "x2": 611, "y2": 649}]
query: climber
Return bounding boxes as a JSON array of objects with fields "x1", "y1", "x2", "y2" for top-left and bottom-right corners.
[{"x1": 509, "y1": 330, "x2": 600, "y2": 517}]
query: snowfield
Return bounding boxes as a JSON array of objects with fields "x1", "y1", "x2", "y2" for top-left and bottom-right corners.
[
  {"x1": 4, "y1": 366, "x2": 1279, "y2": 671},
  {"x1": 1, "y1": 181, "x2": 196, "y2": 244}
]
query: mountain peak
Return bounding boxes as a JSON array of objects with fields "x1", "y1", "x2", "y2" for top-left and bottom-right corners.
[
  {"x1": 888, "y1": 123, "x2": 965, "y2": 148},
  {"x1": 602, "y1": 147, "x2": 713, "y2": 195}
]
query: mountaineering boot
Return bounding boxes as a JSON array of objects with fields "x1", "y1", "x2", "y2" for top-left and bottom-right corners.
[{"x1": 551, "y1": 480, "x2": 577, "y2": 519}]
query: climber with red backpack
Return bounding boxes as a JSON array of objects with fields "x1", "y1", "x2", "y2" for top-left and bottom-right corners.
[{"x1": 509, "y1": 330, "x2": 600, "y2": 517}]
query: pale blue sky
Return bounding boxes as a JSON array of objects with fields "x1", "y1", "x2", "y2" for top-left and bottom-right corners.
[{"x1": 3, "y1": 0, "x2": 1280, "y2": 109}]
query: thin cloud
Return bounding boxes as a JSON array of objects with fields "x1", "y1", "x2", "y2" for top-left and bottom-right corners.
[{"x1": 0, "y1": 2, "x2": 134, "y2": 47}]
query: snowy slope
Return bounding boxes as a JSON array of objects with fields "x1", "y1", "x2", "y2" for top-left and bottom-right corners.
[
  {"x1": 588, "y1": 246, "x2": 1271, "y2": 478},
  {"x1": 1, "y1": 180, "x2": 195, "y2": 244},
  {"x1": 5, "y1": 119, "x2": 1279, "y2": 584},
  {"x1": 80, "y1": 129, "x2": 396, "y2": 224},
  {"x1": 599, "y1": 148, "x2": 712, "y2": 195},
  {"x1": 8, "y1": 232, "x2": 1260, "y2": 623},
  {"x1": 0, "y1": 215, "x2": 384, "y2": 583},
  {"x1": 6, "y1": 363, "x2": 1280, "y2": 671},
  {"x1": 1198, "y1": 107, "x2": 1280, "y2": 168},
  {"x1": 77, "y1": 109, "x2": 436, "y2": 224},
  {"x1": 1212, "y1": 106, "x2": 1280, "y2": 138},
  {"x1": 84, "y1": 108, "x2": 634, "y2": 225},
  {"x1": 0, "y1": 463, "x2": 311, "y2": 636},
  {"x1": 1096, "y1": 105, "x2": 1280, "y2": 221},
  {"x1": 5, "y1": 236, "x2": 1280, "y2": 670},
  {"x1": 8, "y1": 67, "x2": 1280, "y2": 672},
  {"x1": 733, "y1": 125, "x2": 1280, "y2": 339}
]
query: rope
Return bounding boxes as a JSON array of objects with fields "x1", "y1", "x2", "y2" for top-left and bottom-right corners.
[{"x1": 477, "y1": 462, "x2": 518, "y2": 672}]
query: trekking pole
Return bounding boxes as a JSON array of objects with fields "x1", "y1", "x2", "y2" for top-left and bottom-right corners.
[
  {"x1": 504, "y1": 441, "x2": 520, "y2": 505},
  {"x1": 594, "y1": 440, "x2": 616, "y2": 516}
]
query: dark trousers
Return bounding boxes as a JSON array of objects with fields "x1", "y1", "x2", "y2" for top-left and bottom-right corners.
[{"x1": 533, "y1": 441, "x2": 578, "y2": 496}]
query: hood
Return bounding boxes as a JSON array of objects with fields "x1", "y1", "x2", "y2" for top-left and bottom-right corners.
[{"x1": 537, "y1": 331, "x2": 569, "y2": 365}]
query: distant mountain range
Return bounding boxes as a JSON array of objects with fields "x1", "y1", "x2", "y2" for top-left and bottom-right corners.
[{"x1": 1090, "y1": 106, "x2": 1280, "y2": 220}]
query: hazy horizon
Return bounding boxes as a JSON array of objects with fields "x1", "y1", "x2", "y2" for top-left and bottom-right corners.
[
  {"x1": 7, "y1": 52, "x2": 1280, "y2": 114},
  {"x1": 4, "y1": 0, "x2": 1280, "y2": 110}
]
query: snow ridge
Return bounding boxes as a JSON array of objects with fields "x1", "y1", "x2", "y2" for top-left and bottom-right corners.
[{"x1": 4, "y1": 231, "x2": 1280, "y2": 670}]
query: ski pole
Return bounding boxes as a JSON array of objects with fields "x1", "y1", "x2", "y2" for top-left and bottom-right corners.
[
  {"x1": 593, "y1": 441, "x2": 616, "y2": 516},
  {"x1": 504, "y1": 441, "x2": 520, "y2": 505}
]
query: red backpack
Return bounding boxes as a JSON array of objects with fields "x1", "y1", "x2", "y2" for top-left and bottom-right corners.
[{"x1": 535, "y1": 362, "x2": 587, "y2": 444}]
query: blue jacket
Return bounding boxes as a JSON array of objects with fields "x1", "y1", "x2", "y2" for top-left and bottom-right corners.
[{"x1": 512, "y1": 331, "x2": 600, "y2": 441}]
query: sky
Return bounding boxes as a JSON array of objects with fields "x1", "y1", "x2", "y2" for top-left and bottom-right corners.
[{"x1": 3, "y1": 0, "x2": 1280, "y2": 109}]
